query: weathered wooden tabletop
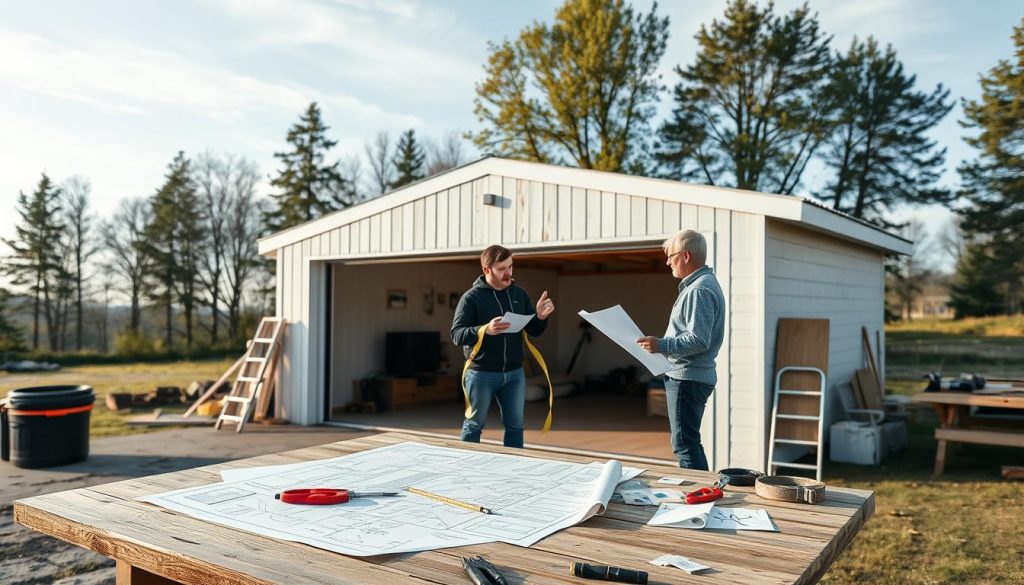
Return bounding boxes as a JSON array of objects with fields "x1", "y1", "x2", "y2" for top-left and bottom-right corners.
[{"x1": 14, "y1": 432, "x2": 873, "y2": 584}]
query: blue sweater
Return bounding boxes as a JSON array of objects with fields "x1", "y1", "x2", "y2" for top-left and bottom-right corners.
[{"x1": 657, "y1": 266, "x2": 725, "y2": 385}]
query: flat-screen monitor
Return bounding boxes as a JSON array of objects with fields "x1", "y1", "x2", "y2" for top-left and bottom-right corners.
[{"x1": 385, "y1": 331, "x2": 441, "y2": 377}]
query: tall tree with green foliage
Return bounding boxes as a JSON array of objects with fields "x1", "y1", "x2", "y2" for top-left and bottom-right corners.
[
  {"x1": 0, "y1": 287, "x2": 24, "y2": 351},
  {"x1": 265, "y1": 102, "x2": 354, "y2": 231},
  {"x1": 658, "y1": 0, "x2": 832, "y2": 193},
  {"x1": 472, "y1": 0, "x2": 669, "y2": 172},
  {"x1": 3, "y1": 174, "x2": 64, "y2": 349},
  {"x1": 950, "y1": 241, "x2": 1009, "y2": 317},
  {"x1": 956, "y1": 17, "x2": 1024, "y2": 315},
  {"x1": 144, "y1": 152, "x2": 194, "y2": 348},
  {"x1": 819, "y1": 37, "x2": 952, "y2": 227},
  {"x1": 390, "y1": 129, "x2": 426, "y2": 189},
  {"x1": 62, "y1": 176, "x2": 99, "y2": 350},
  {"x1": 174, "y1": 169, "x2": 205, "y2": 349}
]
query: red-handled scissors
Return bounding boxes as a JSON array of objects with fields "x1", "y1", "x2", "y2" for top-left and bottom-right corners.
[
  {"x1": 685, "y1": 477, "x2": 729, "y2": 505},
  {"x1": 275, "y1": 489, "x2": 399, "y2": 505}
]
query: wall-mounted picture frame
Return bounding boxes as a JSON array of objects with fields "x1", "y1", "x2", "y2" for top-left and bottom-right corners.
[
  {"x1": 449, "y1": 292, "x2": 460, "y2": 310},
  {"x1": 387, "y1": 289, "x2": 407, "y2": 310},
  {"x1": 422, "y1": 285, "x2": 435, "y2": 315}
]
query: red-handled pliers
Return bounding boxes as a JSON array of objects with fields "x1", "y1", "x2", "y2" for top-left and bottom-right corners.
[
  {"x1": 275, "y1": 489, "x2": 399, "y2": 505},
  {"x1": 685, "y1": 477, "x2": 729, "y2": 505}
]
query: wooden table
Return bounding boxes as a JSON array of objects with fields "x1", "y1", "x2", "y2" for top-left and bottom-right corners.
[
  {"x1": 14, "y1": 432, "x2": 874, "y2": 584},
  {"x1": 912, "y1": 392, "x2": 1024, "y2": 474}
]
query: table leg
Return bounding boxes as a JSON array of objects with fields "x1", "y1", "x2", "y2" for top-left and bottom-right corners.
[
  {"x1": 116, "y1": 560, "x2": 179, "y2": 585},
  {"x1": 931, "y1": 404, "x2": 958, "y2": 475}
]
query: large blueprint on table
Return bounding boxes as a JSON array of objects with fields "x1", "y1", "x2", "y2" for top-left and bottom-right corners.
[{"x1": 140, "y1": 441, "x2": 639, "y2": 557}]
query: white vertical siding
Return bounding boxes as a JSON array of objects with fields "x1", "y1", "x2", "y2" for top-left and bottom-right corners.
[{"x1": 763, "y1": 220, "x2": 886, "y2": 457}]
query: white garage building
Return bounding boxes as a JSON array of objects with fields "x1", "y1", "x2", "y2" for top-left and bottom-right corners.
[{"x1": 258, "y1": 156, "x2": 909, "y2": 470}]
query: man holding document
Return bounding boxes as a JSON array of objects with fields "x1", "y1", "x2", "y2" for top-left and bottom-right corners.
[
  {"x1": 451, "y1": 245, "x2": 555, "y2": 448},
  {"x1": 637, "y1": 230, "x2": 725, "y2": 470}
]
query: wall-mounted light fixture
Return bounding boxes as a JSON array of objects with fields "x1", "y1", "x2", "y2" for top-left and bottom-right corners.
[{"x1": 482, "y1": 193, "x2": 499, "y2": 206}]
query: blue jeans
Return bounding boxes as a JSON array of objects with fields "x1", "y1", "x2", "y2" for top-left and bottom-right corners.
[
  {"x1": 461, "y1": 368, "x2": 526, "y2": 448},
  {"x1": 664, "y1": 377, "x2": 715, "y2": 470}
]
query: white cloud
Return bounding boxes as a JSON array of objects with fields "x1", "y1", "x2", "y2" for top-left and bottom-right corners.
[{"x1": 213, "y1": 0, "x2": 481, "y2": 92}]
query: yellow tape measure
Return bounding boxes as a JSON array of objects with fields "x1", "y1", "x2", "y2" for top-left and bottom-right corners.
[{"x1": 461, "y1": 324, "x2": 553, "y2": 433}]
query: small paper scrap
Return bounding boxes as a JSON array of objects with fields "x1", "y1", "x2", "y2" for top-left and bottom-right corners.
[
  {"x1": 615, "y1": 488, "x2": 684, "y2": 506},
  {"x1": 650, "y1": 554, "x2": 711, "y2": 574},
  {"x1": 657, "y1": 477, "x2": 688, "y2": 485}
]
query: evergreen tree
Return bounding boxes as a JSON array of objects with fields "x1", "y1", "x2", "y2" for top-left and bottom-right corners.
[
  {"x1": 472, "y1": 0, "x2": 669, "y2": 172},
  {"x1": 949, "y1": 241, "x2": 1007, "y2": 317},
  {"x1": 144, "y1": 152, "x2": 193, "y2": 348},
  {"x1": 819, "y1": 37, "x2": 952, "y2": 227},
  {"x1": 265, "y1": 102, "x2": 354, "y2": 231},
  {"x1": 658, "y1": 0, "x2": 832, "y2": 193},
  {"x1": 174, "y1": 168, "x2": 205, "y2": 349},
  {"x1": 390, "y1": 129, "x2": 426, "y2": 189},
  {"x1": 957, "y1": 17, "x2": 1024, "y2": 314},
  {"x1": 3, "y1": 174, "x2": 64, "y2": 350},
  {"x1": 0, "y1": 287, "x2": 24, "y2": 351}
]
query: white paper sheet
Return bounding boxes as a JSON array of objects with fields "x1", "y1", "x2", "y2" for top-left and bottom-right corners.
[
  {"x1": 140, "y1": 442, "x2": 631, "y2": 557},
  {"x1": 705, "y1": 507, "x2": 778, "y2": 531},
  {"x1": 647, "y1": 502, "x2": 714, "y2": 529},
  {"x1": 650, "y1": 554, "x2": 712, "y2": 574},
  {"x1": 498, "y1": 312, "x2": 535, "y2": 334},
  {"x1": 578, "y1": 306, "x2": 674, "y2": 376},
  {"x1": 648, "y1": 503, "x2": 778, "y2": 532}
]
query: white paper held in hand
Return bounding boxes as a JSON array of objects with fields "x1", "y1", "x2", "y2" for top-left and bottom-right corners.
[
  {"x1": 498, "y1": 312, "x2": 535, "y2": 334},
  {"x1": 578, "y1": 305, "x2": 674, "y2": 376}
]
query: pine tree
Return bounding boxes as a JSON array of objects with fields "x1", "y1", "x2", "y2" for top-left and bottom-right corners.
[
  {"x1": 472, "y1": 0, "x2": 669, "y2": 172},
  {"x1": 144, "y1": 152, "x2": 193, "y2": 348},
  {"x1": 819, "y1": 37, "x2": 952, "y2": 227},
  {"x1": 3, "y1": 174, "x2": 64, "y2": 350},
  {"x1": 657, "y1": 0, "x2": 832, "y2": 193},
  {"x1": 390, "y1": 129, "x2": 426, "y2": 189},
  {"x1": 949, "y1": 241, "x2": 1007, "y2": 317},
  {"x1": 0, "y1": 287, "x2": 24, "y2": 352},
  {"x1": 265, "y1": 102, "x2": 354, "y2": 231},
  {"x1": 956, "y1": 17, "x2": 1024, "y2": 314}
]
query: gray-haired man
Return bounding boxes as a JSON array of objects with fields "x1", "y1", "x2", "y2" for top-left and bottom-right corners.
[{"x1": 637, "y1": 230, "x2": 725, "y2": 470}]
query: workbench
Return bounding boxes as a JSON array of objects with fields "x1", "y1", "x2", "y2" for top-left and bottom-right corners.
[{"x1": 14, "y1": 432, "x2": 874, "y2": 584}]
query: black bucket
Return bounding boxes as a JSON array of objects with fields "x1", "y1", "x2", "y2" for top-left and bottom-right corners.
[{"x1": 1, "y1": 385, "x2": 94, "y2": 468}]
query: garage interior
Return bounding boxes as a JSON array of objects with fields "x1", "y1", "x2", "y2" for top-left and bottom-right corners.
[{"x1": 324, "y1": 247, "x2": 686, "y2": 461}]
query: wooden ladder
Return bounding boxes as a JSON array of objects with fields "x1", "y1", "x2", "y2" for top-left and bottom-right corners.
[{"x1": 215, "y1": 317, "x2": 285, "y2": 433}]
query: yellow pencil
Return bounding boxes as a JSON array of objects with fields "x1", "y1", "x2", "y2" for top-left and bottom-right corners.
[{"x1": 406, "y1": 487, "x2": 492, "y2": 514}]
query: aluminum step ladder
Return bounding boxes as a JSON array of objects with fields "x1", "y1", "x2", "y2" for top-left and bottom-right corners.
[
  {"x1": 215, "y1": 317, "x2": 284, "y2": 433},
  {"x1": 767, "y1": 366, "x2": 826, "y2": 481}
]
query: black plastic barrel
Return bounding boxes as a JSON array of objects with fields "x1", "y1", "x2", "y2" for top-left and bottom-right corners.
[{"x1": 1, "y1": 385, "x2": 94, "y2": 468}]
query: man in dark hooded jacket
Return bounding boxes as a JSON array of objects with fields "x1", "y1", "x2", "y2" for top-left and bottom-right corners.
[{"x1": 451, "y1": 245, "x2": 555, "y2": 448}]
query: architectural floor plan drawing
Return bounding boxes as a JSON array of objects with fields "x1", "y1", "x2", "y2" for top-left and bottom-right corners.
[{"x1": 140, "y1": 441, "x2": 641, "y2": 556}]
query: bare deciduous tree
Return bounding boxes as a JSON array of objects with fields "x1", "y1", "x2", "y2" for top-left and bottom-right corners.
[
  {"x1": 425, "y1": 130, "x2": 469, "y2": 175},
  {"x1": 103, "y1": 197, "x2": 151, "y2": 332},
  {"x1": 365, "y1": 131, "x2": 394, "y2": 198}
]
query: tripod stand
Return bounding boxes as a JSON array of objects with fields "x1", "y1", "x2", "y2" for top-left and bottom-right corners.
[{"x1": 566, "y1": 321, "x2": 593, "y2": 375}]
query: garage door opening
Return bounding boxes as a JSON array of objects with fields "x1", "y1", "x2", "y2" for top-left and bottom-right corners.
[{"x1": 324, "y1": 247, "x2": 684, "y2": 460}]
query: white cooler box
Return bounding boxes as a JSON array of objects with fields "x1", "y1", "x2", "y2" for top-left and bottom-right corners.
[{"x1": 830, "y1": 421, "x2": 884, "y2": 465}]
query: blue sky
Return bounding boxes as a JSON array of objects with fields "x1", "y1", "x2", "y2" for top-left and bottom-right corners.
[{"x1": 2, "y1": 0, "x2": 1021, "y2": 275}]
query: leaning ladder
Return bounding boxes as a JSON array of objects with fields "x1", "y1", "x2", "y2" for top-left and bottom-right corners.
[
  {"x1": 767, "y1": 366, "x2": 827, "y2": 481},
  {"x1": 215, "y1": 317, "x2": 285, "y2": 433}
]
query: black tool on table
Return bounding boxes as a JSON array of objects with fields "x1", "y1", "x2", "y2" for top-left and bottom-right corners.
[
  {"x1": 570, "y1": 561, "x2": 648, "y2": 584},
  {"x1": 717, "y1": 468, "x2": 764, "y2": 487},
  {"x1": 463, "y1": 555, "x2": 509, "y2": 585}
]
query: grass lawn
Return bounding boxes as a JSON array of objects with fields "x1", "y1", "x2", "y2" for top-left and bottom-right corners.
[
  {"x1": 0, "y1": 359, "x2": 235, "y2": 437},
  {"x1": 822, "y1": 318, "x2": 1024, "y2": 584}
]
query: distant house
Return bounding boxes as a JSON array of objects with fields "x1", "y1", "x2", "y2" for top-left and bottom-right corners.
[{"x1": 258, "y1": 156, "x2": 910, "y2": 471}]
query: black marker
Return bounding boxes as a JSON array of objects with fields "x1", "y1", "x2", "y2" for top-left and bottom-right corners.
[{"x1": 570, "y1": 561, "x2": 648, "y2": 584}]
